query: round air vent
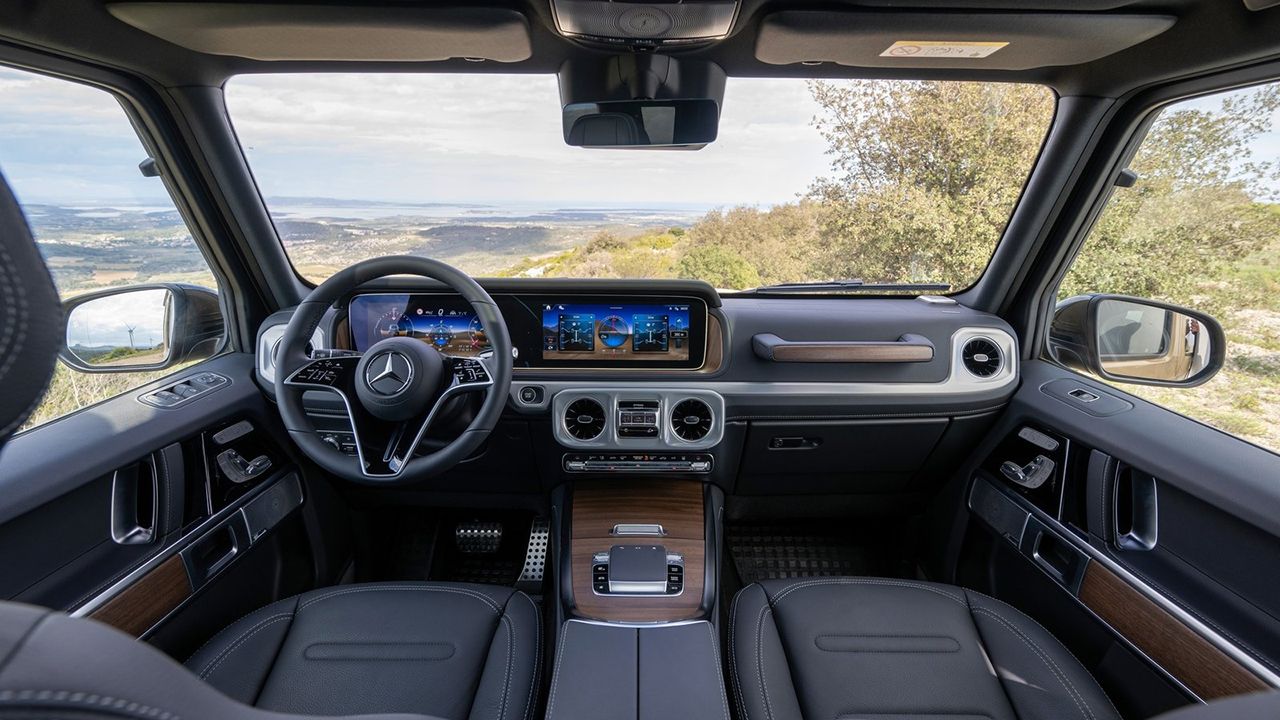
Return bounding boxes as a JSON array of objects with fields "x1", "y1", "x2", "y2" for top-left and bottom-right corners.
[
  {"x1": 961, "y1": 337, "x2": 1003, "y2": 378},
  {"x1": 564, "y1": 398, "x2": 606, "y2": 441},
  {"x1": 671, "y1": 399, "x2": 713, "y2": 441}
]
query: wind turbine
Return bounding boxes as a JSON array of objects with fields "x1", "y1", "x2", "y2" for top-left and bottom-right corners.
[{"x1": 125, "y1": 323, "x2": 137, "y2": 350}]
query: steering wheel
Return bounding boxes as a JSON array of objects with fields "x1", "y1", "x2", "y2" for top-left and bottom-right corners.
[{"x1": 273, "y1": 256, "x2": 513, "y2": 484}]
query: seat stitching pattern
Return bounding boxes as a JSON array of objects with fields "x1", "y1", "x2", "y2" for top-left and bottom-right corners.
[
  {"x1": 728, "y1": 586, "x2": 753, "y2": 720},
  {"x1": 969, "y1": 608, "x2": 1093, "y2": 720},
  {"x1": 497, "y1": 614, "x2": 513, "y2": 720},
  {"x1": 703, "y1": 620, "x2": 731, "y2": 720},
  {"x1": 755, "y1": 604, "x2": 775, "y2": 720},
  {"x1": 185, "y1": 599, "x2": 295, "y2": 665},
  {"x1": 297, "y1": 585, "x2": 501, "y2": 613},
  {"x1": 771, "y1": 578, "x2": 965, "y2": 606},
  {"x1": 520, "y1": 592, "x2": 541, "y2": 720},
  {"x1": 965, "y1": 590, "x2": 1122, "y2": 720},
  {"x1": 197, "y1": 613, "x2": 293, "y2": 680},
  {"x1": 0, "y1": 689, "x2": 179, "y2": 720},
  {"x1": 545, "y1": 619, "x2": 571, "y2": 719}
]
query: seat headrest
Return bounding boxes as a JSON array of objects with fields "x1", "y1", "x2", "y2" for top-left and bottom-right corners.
[{"x1": 0, "y1": 172, "x2": 63, "y2": 449}]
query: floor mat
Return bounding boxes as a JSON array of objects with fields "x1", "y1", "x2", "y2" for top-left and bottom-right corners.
[{"x1": 727, "y1": 522, "x2": 901, "y2": 584}]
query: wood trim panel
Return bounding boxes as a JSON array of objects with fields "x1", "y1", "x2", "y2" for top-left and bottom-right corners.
[
  {"x1": 572, "y1": 480, "x2": 704, "y2": 540},
  {"x1": 1079, "y1": 561, "x2": 1269, "y2": 699},
  {"x1": 89, "y1": 554, "x2": 191, "y2": 637},
  {"x1": 570, "y1": 480, "x2": 706, "y2": 622}
]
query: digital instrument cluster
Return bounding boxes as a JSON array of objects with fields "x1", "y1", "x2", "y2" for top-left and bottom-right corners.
[
  {"x1": 348, "y1": 295, "x2": 490, "y2": 356},
  {"x1": 348, "y1": 292, "x2": 707, "y2": 369},
  {"x1": 541, "y1": 302, "x2": 691, "y2": 362}
]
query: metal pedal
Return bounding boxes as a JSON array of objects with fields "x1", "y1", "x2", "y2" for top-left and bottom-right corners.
[
  {"x1": 455, "y1": 521, "x2": 503, "y2": 554},
  {"x1": 516, "y1": 517, "x2": 550, "y2": 591}
]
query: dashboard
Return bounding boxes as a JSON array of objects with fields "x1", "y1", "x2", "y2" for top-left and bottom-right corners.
[{"x1": 347, "y1": 293, "x2": 708, "y2": 369}]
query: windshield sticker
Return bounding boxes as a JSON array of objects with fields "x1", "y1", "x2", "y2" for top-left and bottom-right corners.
[{"x1": 880, "y1": 41, "x2": 1008, "y2": 59}]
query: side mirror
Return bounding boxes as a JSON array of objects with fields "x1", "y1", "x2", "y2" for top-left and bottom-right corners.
[
  {"x1": 60, "y1": 283, "x2": 225, "y2": 373},
  {"x1": 1049, "y1": 294, "x2": 1225, "y2": 387}
]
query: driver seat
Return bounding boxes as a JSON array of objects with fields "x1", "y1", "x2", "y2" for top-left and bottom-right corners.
[{"x1": 0, "y1": 172, "x2": 540, "y2": 720}]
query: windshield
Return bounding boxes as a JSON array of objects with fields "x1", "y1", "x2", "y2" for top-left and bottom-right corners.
[{"x1": 226, "y1": 74, "x2": 1053, "y2": 292}]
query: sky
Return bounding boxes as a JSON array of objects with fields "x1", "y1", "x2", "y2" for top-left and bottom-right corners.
[
  {"x1": 65, "y1": 288, "x2": 168, "y2": 348},
  {"x1": 224, "y1": 73, "x2": 832, "y2": 208}
]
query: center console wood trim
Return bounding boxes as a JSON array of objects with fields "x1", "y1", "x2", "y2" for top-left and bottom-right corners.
[{"x1": 570, "y1": 480, "x2": 707, "y2": 622}]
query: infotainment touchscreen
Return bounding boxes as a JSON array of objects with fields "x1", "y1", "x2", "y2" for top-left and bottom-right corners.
[
  {"x1": 540, "y1": 302, "x2": 691, "y2": 362},
  {"x1": 348, "y1": 294, "x2": 490, "y2": 356}
]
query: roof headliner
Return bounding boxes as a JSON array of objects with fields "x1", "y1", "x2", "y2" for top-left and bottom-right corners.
[{"x1": 1, "y1": 0, "x2": 1278, "y2": 99}]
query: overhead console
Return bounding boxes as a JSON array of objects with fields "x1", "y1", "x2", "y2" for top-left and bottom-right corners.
[{"x1": 346, "y1": 292, "x2": 711, "y2": 370}]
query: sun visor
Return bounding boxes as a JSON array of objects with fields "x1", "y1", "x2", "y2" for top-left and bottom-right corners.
[
  {"x1": 106, "y1": 3, "x2": 533, "y2": 62},
  {"x1": 755, "y1": 11, "x2": 1175, "y2": 71}
]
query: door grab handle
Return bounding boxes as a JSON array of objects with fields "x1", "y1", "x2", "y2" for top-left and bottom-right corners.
[{"x1": 110, "y1": 457, "x2": 158, "y2": 545}]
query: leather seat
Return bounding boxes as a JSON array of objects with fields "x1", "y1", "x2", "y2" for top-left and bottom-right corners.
[
  {"x1": 185, "y1": 582, "x2": 541, "y2": 719},
  {"x1": 729, "y1": 578, "x2": 1120, "y2": 720}
]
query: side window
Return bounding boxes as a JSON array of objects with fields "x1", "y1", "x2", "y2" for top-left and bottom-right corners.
[
  {"x1": 1058, "y1": 81, "x2": 1280, "y2": 453},
  {"x1": 0, "y1": 66, "x2": 224, "y2": 431}
]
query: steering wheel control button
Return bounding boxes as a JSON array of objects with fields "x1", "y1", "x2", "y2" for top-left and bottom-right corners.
[{"x1": 450, "y1": 357, "x2": 491, "y2": 385}]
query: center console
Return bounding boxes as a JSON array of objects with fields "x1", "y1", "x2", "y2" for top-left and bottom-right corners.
[
  {"x1": 566, "y1": 480, "x2": 712, "y2": 622},
  {"x1": 548, "y1": 478, "x2": 728, "y2": 720}
]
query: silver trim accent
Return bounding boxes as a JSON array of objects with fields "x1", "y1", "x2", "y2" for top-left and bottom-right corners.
[
  {"x1": 612, "y1": 523, "x2": 666, "y2": 536},
  {"x1": 960, "y1": 335, "x2": 1005, "y2": 378},
  {"x1": 258, "y1": 323, "x2": 326, "y2": 384},
  {"x1": 552, "y1": 389, "x2": 725, "y2": 450}
]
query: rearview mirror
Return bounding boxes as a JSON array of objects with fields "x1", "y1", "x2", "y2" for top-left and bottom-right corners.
[
  {"x1": 563, "y1": 99, "x2": 719, "y2": 148},
  {"x1": 1048, "y1": 294, "x2": 1225, "y2": 387},
  {"x1": 60, "y1": 284, "x2": 225, "y2": 373}
]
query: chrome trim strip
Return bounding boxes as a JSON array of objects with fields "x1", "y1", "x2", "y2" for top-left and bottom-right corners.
[{"x1": 566, "y1": 618, "x2": 710, "y2": 629}]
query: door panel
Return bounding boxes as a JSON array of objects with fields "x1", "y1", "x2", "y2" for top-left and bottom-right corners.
[
  {"x1": 958, "y1": 360, "x2": 1280, "y2": 715},
  {"x1": 0, "y1": 352, "x2": 312, "y2": 648}
]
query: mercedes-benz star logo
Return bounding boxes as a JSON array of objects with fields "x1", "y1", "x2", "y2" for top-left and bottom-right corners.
[{"x1": 365, "y1": 351, "x2": 413, "y2": 396}]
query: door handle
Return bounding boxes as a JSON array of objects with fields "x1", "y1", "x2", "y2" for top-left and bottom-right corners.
[
  {"x1": 110, "y1": 457, "x2": 158, "y2": 545},
  {"x1": 1115, "y1": 467, "x2": 1159, "y2": 551}
]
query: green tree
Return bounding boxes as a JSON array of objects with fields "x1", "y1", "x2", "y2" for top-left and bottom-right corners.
[
  {"x1": 1060, "y1": 86, "x2": 1280, "y2": 308},
  {"x1": 675, "y1": 245, "x2": 761, "y2": 290},
  {"x1": 807, "y1": 80, "x2": 1055, "y2": 288}
]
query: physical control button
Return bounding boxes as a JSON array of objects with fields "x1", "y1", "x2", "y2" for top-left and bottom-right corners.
[{"x1": 518, "y1": 385, "x2": 544, "y2": 405}]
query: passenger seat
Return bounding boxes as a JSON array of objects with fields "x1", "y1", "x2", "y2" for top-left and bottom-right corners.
[{"x1": 729, "y1": 578, "x2": 1120, "y2": 720}]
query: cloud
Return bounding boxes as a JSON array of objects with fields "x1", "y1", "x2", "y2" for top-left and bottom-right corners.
[{"x1": 225, "y1": 73, "x2": 835, "y2": 207}]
